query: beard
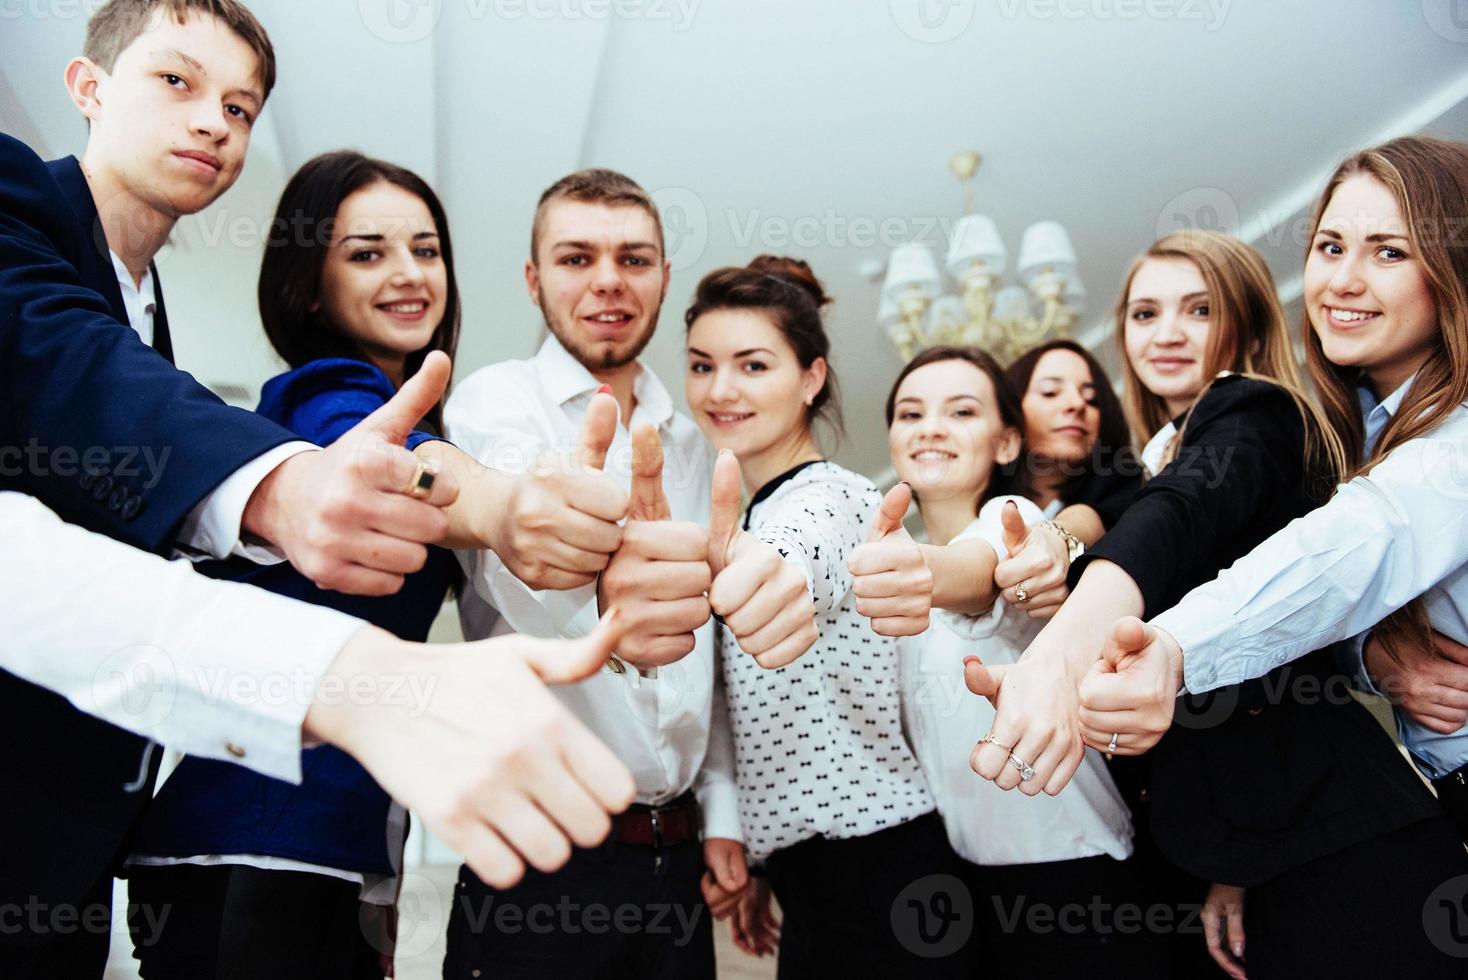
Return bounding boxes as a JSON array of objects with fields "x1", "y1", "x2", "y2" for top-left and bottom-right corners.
[{"x1": 539, "y1": 287, "x2": 660, "y2": 372}]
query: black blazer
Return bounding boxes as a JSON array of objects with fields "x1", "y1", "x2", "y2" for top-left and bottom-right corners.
[
  {"x1": 0, "y1": 133, "x2": 296, "y2": 927},
  {"x1": 1072, "y1": 376, "x2": 1440, "y2": 886}
]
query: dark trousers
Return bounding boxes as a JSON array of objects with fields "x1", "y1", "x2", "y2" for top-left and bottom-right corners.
[
  {"x1": 763, "y1": 812, "x2": 971, "y2": 979},
  {"x1": 127, "y1": 864, "x2": 387, "y2": 980},
  {"x1": 441, "y1": 834, "x2": 713, "y2": 980},
  {"x1": 0, "y1": 874, "x2": 113, "y2": 980},
  {"x1": 1244, "y1": 814, "x2": 1468, "y2": 979},
  {"x1": 962, "y1": 851, "x2": 1172, "y2": 979}
]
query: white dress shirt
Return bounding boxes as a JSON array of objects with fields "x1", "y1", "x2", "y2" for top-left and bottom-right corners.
[
  {"x1": 0, "y1": 491, "x2": 363, "y2": 783},
  {"x1": 914, "y1": 497, "x2": 1133, "y2": 865},
  {"x1": 1153, "y1": 380, "x2": 1468, "y2": 777},
  {"x1": 445, "y1": 336, "x2": 740, "y2": 840},
  {"x1": 109, "y1": 250, "x2": 313, "y2": 564},
  {"x1": 723, "y1": 461, "x2": 933, "y2": 862}
]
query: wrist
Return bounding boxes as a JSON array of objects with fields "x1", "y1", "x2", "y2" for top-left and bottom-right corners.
[
  {"x1": 240, "y1": 453, "x2": 300, "y2": 546},
  {"x1": 1153, "y1": 625, "x2": 1186, "y2": 694},
  {"x1": 303, "y1": 624, "x2": 411, "y2": 749}
]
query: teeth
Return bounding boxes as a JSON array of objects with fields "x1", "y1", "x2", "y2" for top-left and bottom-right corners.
[
  {"x1": 912, "y1": 450, "x2": 954, "y2": 460},
  {"x1": 382, "y1": 302, "x2": 426, "y2": 313},
  {"x1": 1331, "y1": 308, "x2": 1377, "y2": 322},
  {"x1": 592, "y1": 313, "x2": 628, "y2": 322},
  {"x1": 712, "y1": 413, "x2": 749, "y2": 422}
]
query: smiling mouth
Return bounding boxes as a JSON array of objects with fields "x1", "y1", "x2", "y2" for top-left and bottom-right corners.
[
  {"x1": 585, "y1": 311, "x2": 634, "y2": 326},
  {"x1": 174, "y1": 150, "x2": 222, "y2": 173},
  {"x1": 1149, "y1": 358, "x2": 1194, "y2": 371},
  {"x1": 910, "y1": 449, "x2": 956, "y2": 461},
  {"x1": 1054, "y1": 426, "x2": 1087, "y2": 437},
  {"x1": 708, "y1": 412, "x2": 753, "y2": 426},
  {"x1": 378, "y1": 300, "x2": 429, "y2": 319},
  {"x1": 1324, "y1": 305, "x2": 1381, "y2": 327}
]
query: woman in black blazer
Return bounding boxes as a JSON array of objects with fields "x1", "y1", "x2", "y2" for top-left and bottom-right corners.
[{"x1": 965, "y1": 230, "x2": 1467, "y2": 979}]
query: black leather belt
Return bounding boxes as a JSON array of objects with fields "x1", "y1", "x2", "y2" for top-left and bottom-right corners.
[{"x1": 614, "y1": 792, "x2": 698, "y2": 848}]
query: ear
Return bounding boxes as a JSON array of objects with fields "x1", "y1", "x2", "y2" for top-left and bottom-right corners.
[
  {"x1": 994, "y1": 425, "x2": 1022, "y2": 467},
  {"x1": 660, "y1": 256, "x2": 672, "y2": 302},
  {"x1": 523, "y1": 257, "x2": 541, "y2": 307},
  {"x1": 801, "y1": 357, "x2": 828, "y2": 408},
  {"x1": 64, "y1": 57, "x2": 104, "y2": 123}
]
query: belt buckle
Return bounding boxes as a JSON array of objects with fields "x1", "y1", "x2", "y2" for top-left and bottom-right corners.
[{"x1": 649, "y1": 809, "x2": 663, "y2": 849}]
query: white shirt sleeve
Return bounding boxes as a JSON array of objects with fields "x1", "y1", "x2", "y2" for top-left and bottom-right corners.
[
  {"x1": 175, "y1": 442, "x2": 317, "y2": 564},
  {"x1": 934, "y1": 495, "x2": 1047, "y2": 640},
  {"x1": 694, "y1": 659, "x2": 743, "y2": 841},
  {"x1": 1152, "y1": 422, "x2": 1468, "y2": 693},
  {"x1": 1, "y1": 491, "x2": 365, "y2": 783}
]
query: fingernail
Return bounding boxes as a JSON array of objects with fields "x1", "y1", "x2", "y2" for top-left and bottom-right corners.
[
  {"x1": 898, "y1": 481, "x2": 910, "y2": 489},
  {"x1": 1232, "y1": 943, "x2": 1244, "y2": 958},
  {"x1": 963, "y1": 656, "x2": 981, "y2": 668},
  {"x1": 596, "y1": 383, "x2": 613, "y2": 395}
]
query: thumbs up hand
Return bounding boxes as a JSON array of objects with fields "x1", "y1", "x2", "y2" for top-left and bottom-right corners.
[
  {"x1": 992, "y1": 501, "x2": 1072, "y2": 621},
  {"x1": 707, "y1": 451, "x2": 819, "y2": 669},
  {"x1": 1075, "y1": 617, "x2": 1182, "y2": 756},
  {"x1": 488, "y1": 389, "x2": 630, "y2": 591},
  {"x1": 847, "y1": 482, "x2": 932, "y2": 637},
  {"x1": 594, "y1": 424, "x2": 712, "y2": 669},
  {"x1": 242, "y1": 350, "x2": 464, "y2": 596}
]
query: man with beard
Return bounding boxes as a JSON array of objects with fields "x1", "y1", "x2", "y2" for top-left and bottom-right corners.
[{"x1": 442, "y1": 170, "x2": 744, "y2": 979}]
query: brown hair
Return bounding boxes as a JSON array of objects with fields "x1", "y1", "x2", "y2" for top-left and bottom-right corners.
[
  {"x1": 1006, "y1": 339, "x2": 1140, "y2": 526},
  {"x1": 530, "y1": 168, "x2": 663, "y2": 264},
  {"x1": 1112, "y1": 229, "x2": 1347, "y2": 485},
  {"x1": 1303, "y1": 136, "x2": 1468, "y2": 659},
  {"x1": 885, "y1": 345, "x2": 1029, "y2": 505},
  {"x1": 85, "y1": 0, "x2": 276, "y2": 102},
  {"x1": 685, "y1": 255, "x2": 844, "y2": 441}
]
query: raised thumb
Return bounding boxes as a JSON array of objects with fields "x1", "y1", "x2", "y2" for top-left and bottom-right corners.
[
  {"x1": 868, "y1": 482, "x2": 912, "y2": 543},
  {"x1": 577, "y1": 389, "x2": 618, "y2": 470},
  {"x1": 708, "y1": 449, "x2": 743, "y2": 570},
  {"x1": 520, "y1": 609, "x2": 624, "y2": 684},
  {"x1": 1000, "y1": 499, "x2": 1027, "y2": 556},
  {"x1": 963, "y1": 654, "x2": 1007, "y2": 707},
  {"x1": 360, "y1": 350, "x2": 452, "y2": 446},
  {"x1": 1104, "y1": 616, "x2": 1152, "y2": 672},
  {"x1": 628, "y1": 422, "x2": 671, "y2": 521}
]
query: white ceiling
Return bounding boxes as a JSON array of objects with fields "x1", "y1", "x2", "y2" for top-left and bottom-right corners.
[{"x1": 4, "y1": 0, "x2": 1468, "y2": 479}]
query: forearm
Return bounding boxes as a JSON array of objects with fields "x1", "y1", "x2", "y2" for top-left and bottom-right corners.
[
  {"x1": 920, "y1": 538, "x2": 1001, "y2": 615},
  {"x1": 414, "y1": 441, "x2": 511, "y2": 550},
  {"x1": 1024, "y1": 558, "x2": 1144, "y2": 682},
  {"x1": 1053, "y1": 504, "x2": 1104, "y2": 547}
]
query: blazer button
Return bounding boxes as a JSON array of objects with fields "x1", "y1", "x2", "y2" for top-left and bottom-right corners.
[
  {"x1": 225, "y1": 742, "x2": 247, "y2": 759},
  {"x1": 108, "y1": 486, "x2": 128, "y2": 512},
  {"x1": 92, "y1": 475, "x2": 114, "y2": 501},
  {"x1": 122, "y1": 495, "x2": 144, "y2": 520},
  {"x1": 79, "y1": 470, "x2": 97, "y2": 491}
]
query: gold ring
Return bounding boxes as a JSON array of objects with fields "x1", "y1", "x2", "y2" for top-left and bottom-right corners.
[
  {"x1": 1014, "y1": 581, "x2": 1030, "y2": 603},
  {"x1": 405, "y1": 459, "x2": 438, "y2": 499},
  {"x1": 979, "y1": 731, "x2": 1014, "y2": 752}
]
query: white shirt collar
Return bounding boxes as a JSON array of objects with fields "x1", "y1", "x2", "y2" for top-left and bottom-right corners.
[{"x1": 534, "y1": 334, "x2": 674, "y2": 430}]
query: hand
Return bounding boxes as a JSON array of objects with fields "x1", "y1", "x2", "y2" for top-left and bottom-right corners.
[
  {"x1": 730, "y1": 876, "x2": 780, "y2": 958},
  {"x1": 486, "y1": 390, "x2": 628, "y2": 591},
  {"x1": 707, "y1": 450, "x2": 819, "y2": 669},
  {"x1": 993, "y1": 503, "x2": 1069, "y2": 620},
  {"x1": 242, "y1": 351, "x2": 461, "y2": 596},
  {"x1": 1076, "y1": 617, "x2": 1183, "y2": 755},
  {"x1": 595, "y1": 423, "x2": 711, "y2": 668},
  {"x1": 304, "y1": 610, "x2": 636, "y2": 889},
  {"x1": 964, "y1": 646, "x2": 1086, "y2": 796},
  {"x1": 1202, "y1": 882, "x2": 1248, "y2": 979},
  {"x1": 1364, "y1": 630, "x2": 1468, "y2": 734},
  {"x1": 700, "y1": 838, "x2": 750, "y2": 920},
  {"x1": 848, "y1": 482, "x2": 932, "y2": 637}
]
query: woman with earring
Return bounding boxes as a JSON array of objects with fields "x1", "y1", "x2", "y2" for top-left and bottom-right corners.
[
  {"x1": 685, "y1": 256, "x2": 967, "y2": 977},
  {"x1": 964, "y1": 227, "x2": 1466, "y2": 978}
]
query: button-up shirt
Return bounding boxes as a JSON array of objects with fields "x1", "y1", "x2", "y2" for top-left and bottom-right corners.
[
  {"x1": 445, "y1": 336, "x2": 740, "y2": 839},
  {"x1": 1154, "y1": 375, "x2": 1468, "y2": 778}
]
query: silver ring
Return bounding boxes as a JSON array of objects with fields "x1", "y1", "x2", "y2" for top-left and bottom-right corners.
[
  {"x1": 1107, "y1": 732, "x2": 1119, "y2": 753},
  {"x1": 1008, "y1": 752, "x2": 1036, "y2": 782},
  {"x1": 1014, "y1": 581, "x2": 1030, "y2": 603}
]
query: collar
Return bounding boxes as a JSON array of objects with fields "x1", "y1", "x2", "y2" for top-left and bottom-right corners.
[
  {"x1": 1359, "y1": 371, "x2": 1418, "y2": 455},
  {"x1": 743, "y1": 459, "x2": 825, "y2": 531},
  {"x1": 535, "y1": 334, "x2": 674, "y2": 428},
  {"x1": 110, "y1": 249, "x2": 155, "y2": 304}
]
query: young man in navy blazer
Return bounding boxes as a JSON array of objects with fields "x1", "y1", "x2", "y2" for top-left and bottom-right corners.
[{"x1": 0, "y1": 2, "x2": 629, "y2": 974}]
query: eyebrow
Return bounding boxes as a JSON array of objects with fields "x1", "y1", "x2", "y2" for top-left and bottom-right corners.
[
  {"x1": 1127, "y1": 291, "x2": 1208, "y2": 307},
  {"x1": 551, "y1": 240, "x2": 659, "y2": 253},
  {"x1": 1316, "y1": 227, "x2": 1410, "y2": 244},
  {"x1": 1035, "y1": 375, "x2": 1096, "y2": 387},
  {"x1": 150, "y1": 48, "x2": 263, "y2": 108},
  {"x1": 338, "y1": 231, "x2": 440, "y2": 245},
  {"x1": 895, "y1": 394, "x2": 981, "y2": 406}
]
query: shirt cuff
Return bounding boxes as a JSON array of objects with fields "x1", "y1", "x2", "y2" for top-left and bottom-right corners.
[
  {"x1": 176, "y1": 442, "x2": 316, "y2": 563},
  {"x1": 695, "y1": 778, "x2": 744, "y2": 842}
]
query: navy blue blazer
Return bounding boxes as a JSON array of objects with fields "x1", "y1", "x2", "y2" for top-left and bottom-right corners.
[{"x1": 0, "y1": 132, "x2": 299, "y2": 927}]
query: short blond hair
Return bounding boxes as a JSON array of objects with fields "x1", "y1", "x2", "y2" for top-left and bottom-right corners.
[{"x1": 85, "y1": 0, "x2": 276, "y2": 102}]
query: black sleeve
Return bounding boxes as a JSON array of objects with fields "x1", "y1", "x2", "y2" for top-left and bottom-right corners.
[
  {"x1": 1068, "y1": 377, "x2": 1307, "y2": 618},
  {"x1": 0, "y1": 134, "x2": 294, "y2": 553}
]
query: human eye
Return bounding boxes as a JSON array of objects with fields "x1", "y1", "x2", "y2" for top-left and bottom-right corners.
[
  {"x1": 560, "y1": 254, "x2": 587, "y2": 266},
  {"x1": 1189, "y1": 303, "x2": 1210, "y2": 318},
  {"x1": 160, "y1": 72, "x2": 187, "y2": 90},
  {"x1": 688, "y1": 360, "x2": 711, "y2": 374},
  {"x1": 623, "y1": 255, "x2": 651, "y2": 266},
  {"x1": 897, "y1": 410, "x2": 922, "y2": 421},
  {"x1": 349, "y1": 249, "x2": 379, "y2": 263},
  {"x1": 1377, "y1": 245, "x2": 1408, "y2": 262},
  {"x1": 742, "y1": 361, "x2": 768, "y2": 373},
  {"x1": 225, "y1": 103, "x2": 253, "y2": 125},
  {"x1": 1314, "y1": 238, "x2": 1344, "y2": 257},
  {"x1": 414, "y1": 246, "x2": 441, "y2": 259},
  {"x1": 1129, "y1": 308, "x2": 1154, "y2": 322}
]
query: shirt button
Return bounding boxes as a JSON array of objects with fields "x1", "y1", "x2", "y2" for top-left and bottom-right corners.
[
  {"x1": 122, "y1": 495, "x2": 144, "y2": 520},
  {"x1": 92, "y1": 475, "x2": 114, "y2": 501},
  {"x1": 225, "y1": 742, "x2": 247, "y2": 759},
  {"x1": 108, "y1": 486, "x2": 128, "y2": 512}
]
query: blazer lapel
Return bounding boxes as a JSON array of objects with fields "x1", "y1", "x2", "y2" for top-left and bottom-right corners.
[
  {"x1": 46, "y1": 156, "x2": 128, "y2": 324},
  {"x1": 150, "y1": 264, "x2": 175, "y2": 364}
]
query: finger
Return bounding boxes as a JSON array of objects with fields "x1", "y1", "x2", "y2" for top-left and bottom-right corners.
[
  {"x1": 621, "y1": 520, "x2": 711, "y2": 563},
  {"x1": 359, "y1": 350, "x2": 452, "y2": 447},
  {"x1": 708, "y1": 449, "x2": 743, "y2": 572},
  {"x1": 305, "y1": 563, "x2": 405, "y2": 598},
  {"x1": 720, "y1": 851, "x2": 748, "y2": 893},
  {"x1": 1000, "y1": 499, "x2": 1028, "y2": 556},
  {"x1": 995, "y1": 554, "x2": 1066, "y2": 594},
  {"x1": 577, "y1": 389, "x2": 619, "y2": 470},
  {"x1": 1077, "y1": 705, "x2": 1150, "y2": 736},
  {"x1": 480, "y1": 793, "x2": 572, "y2": 873},
  {"x1": 868, "y1": 482, "x2": 912, "y2": 543},
  {"x1": 634, "y1": 561, "x2": 715, "y2": 602},
  {"x1": 737, "y1": 598, "x2": 816, "y2": 656},
  {"x1": 335, "y1": 530, "x2": 431, "y2": 577},
  {"x1": 1203, "y1": 905, "x2": 1227, "y2": 971},
  {"x1": 522, "y1": 754, "x2": 614, "y2": 850},
  {"x1": 870, "y1": 614, "x2": 931, "y2": 637},
  {"x1": 751, "y1": 622, "x2": 820, "y2": 669},
  {"x1": 962, "y1": 656, "x2": 1007, "y2": 707},
  {"x1": 527, "y1": 538, "x2": 619, "y2": 576},
  {"x1": 709, "y1": 559, "x2": 768, "y2": 621},
  {"x1": 1042, "y1": 745, "x2": 1085, "y2": 795},
  {"x1": 563, "y1": 475, "x2": 633, "y2": 524},
  {"x1": 362, "y1": 491, "x2": 453, "y2": 545},
  {"x1": 457, "y1": 820, "x2": 526, "y2": 890},
  {"x1": 722, "y1": 577, "x2": 795, "y2": 639},
  {"x1": 1419, "y1": 684, "x2": 1468, "y2": 710},
  {"x1": 560, "y1": 712, "x2": 637, "y2": 813},
  {"x1": 1079, "y1": 668, "x2": 1160, "y2": 715},
  {"x1": 1226, "y1": 904, "x2": 1246, "y2": 963},
  {"x1": 850, "y1": 568, "x2": 922, "y2": 600},
  {"x1": 519, "y1": 610, "x2": 626, "y2": 684},
  {"x1": 854, "y1": 595, "x2": 931, "y2": 621},
  {"x1": 628, "y1": 422, "x2": 671, "y2": 521},
  {"x1": 1021, "y1": 735, "x2": 1074, "y2": 797},
  {"x1": 1103, "y1": 616, "x2": 1152, "y2": 671},
  {"x1": 847, "y1": 541, "x2": 908, "y2": 578},
  {"x1": 1433, "y1": 632, "x2": 1468, "y2": 668}
]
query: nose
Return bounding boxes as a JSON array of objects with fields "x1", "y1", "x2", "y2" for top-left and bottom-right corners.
[
  {"x1": 590, "y1": 255, "x2": 625, "y2": 296},
  {"x1": 1327, "y1": 252, "x2": 1366, "y2": 298},
  {"x1": 1153, "y1": 309, "x2": 1186, "y2": 346},
  {"x1": 914, "y1": 411, "x2": 949, "y2": 441},
  {"x1": 389, "y1": 246, "x2": 428, "y2": 287},
  {"x1": 189, "y1": 102, "x2": 229, "y2": 143},
  {"x1": 708, "y1": 365, "x2": 739, "y2": 403},
  {"x1": 1058, "y1": 385, "x2": 1086, "y2": 414}
]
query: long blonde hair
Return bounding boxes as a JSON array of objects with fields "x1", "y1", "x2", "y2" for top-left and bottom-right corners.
[
  {"x1": 1303, "y1": 136, "x2": 1468, "y2": 657},
  {"x1": 1111, "y1": 229, "x2": 1348, "y2": 485}
]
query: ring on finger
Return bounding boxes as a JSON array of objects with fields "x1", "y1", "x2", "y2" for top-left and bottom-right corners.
[
  {"x1": 1014, "y1": 581, "x2": 1030, "y2": 603},
  {"x1": 1106, "y1": 732, "x2": 1119, "y2": 754},
  {"x1": 404, "y1": 457, "x2": 439, "y2": 499},
  {"x1": 1008, "y1": 752, "x2": 1036, "y2": 782},
  {"x1": 979, "y1": 731, "x2": 1014, "y2": 752}
]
